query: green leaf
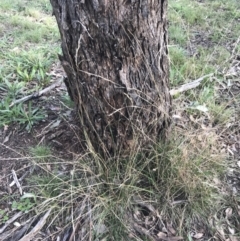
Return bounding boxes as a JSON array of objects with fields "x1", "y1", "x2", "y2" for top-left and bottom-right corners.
[{"x1": 21, "y1": 192, "x2": 37, "y2": 202}]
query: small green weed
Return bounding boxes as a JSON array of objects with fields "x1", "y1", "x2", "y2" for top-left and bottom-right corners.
[
  {"x1": 0, "y1": 100, "x2": 46, "y2": 131},
  {"x1": 61, "y1": 94, "x2": 75, "y2": 109},
  {"x1": 12, "y1": 194, "x2": 36, "y2": 213},
  {"x1": 0, "y1": 210, "x2": 9, "y2": 223},
  {"x1": 29, "y1": 145, "x2": 52, "y2": 161},
  {"x1": 0, "y1": 78, "x2": 25, "y2": 99}
]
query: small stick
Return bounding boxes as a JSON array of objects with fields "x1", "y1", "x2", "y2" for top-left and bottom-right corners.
[
  {"x1": 10, "y1": 74, "x2": 213, "y2": 105},
  {"x1": 18, "y1": 209, "x2": 52, "y2": 241},
  {"x1": 11, "y1": 169, "x2": 23, "y2": 195},
  {"x1": 170, "y1": 73, "x2": 214, "y2": 96},
  {"x1": 9, "y1": 78, "x2": 63, "y2": 107},
  {"x1": 0, "y1": 211, "x2": 23, "y2": 234}
]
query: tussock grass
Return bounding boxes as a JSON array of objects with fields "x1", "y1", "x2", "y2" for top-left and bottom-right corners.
[{"x1": 25, "y1": 124, "x2": 227, "y2": 239}]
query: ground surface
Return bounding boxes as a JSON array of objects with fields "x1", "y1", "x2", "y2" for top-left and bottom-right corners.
[{"x1": 0, "y1": 0, "x2": 240, "y2": 240}]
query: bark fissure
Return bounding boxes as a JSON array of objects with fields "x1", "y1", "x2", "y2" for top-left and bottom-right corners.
[{"x1": 50, "y1": 0, "x2": 171, "y2": 157}]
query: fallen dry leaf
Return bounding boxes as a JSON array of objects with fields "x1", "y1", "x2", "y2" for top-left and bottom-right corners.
[
  {"x1": 237, "y1": 161, "x2": 240, "y2": 168},
  {"x1": 157, "y1": 232, "x2": 167, "y2": 238},
  {"x1": 225, "y1": 207, "x2": 233, "y2": 218},
  {"x1": 193, "y1": 232, "x2": 204, "y2": 239},
  {"x1": 167, "y1": 222, "x2": 176, "y2": 235},
  {"x1": 238, "y1": 206, "x2": 240, "y2": 216},
  {"x1": 229, "y1": 235, "x2": 240, "y2": 241},
  {"x1": 228, "y1": 226, "x2": 235, "y2": 235},
  {"x1": 157, "y1": 232, "x2": 183, "y2": 241}
]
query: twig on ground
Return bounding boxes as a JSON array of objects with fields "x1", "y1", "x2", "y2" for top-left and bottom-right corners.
[
  {"x1": 170, "y1": 73, "x2": 214, "y2": 96},
  {"x1": 8, "y1": 74, "x2": 212, "y2": 105},
  {"x1": 9, "y1": 78, "x2": 63, "y2": 107},
  {"x1": 0, "y1": 211, "x2": 23, "y2": 234},
  {"x1": 18, "y1": 208, "x2": 52, "y2": 241},
  {"x1": 0, "y1": 216, "x2": 34, "y2": 240},
  {"x1": 11, "y1": 169, "x2": 23, "y2": 195}
]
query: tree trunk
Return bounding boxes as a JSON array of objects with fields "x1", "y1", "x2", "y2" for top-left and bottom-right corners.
[{"x1": 50, "y1": 0, "x2": 171, "y2": 157}]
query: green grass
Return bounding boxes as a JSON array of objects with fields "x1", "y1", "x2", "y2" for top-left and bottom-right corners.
[
  {"x1": 0, "y1": 0, "x2": 60, "y2": 130},
  {"x1": 0, "y1": 99, "x2": 46, "y2": 131},
  {"x1": 0, "y1": 0, "x2": 59, "y2": 84},
  {"x1": 168, "y1": 0, "x2": 239, "y2": 131},
  {"x1": 0, "y1": 0, "x2": 240, "y2": 240},
  {"x1": 29, "y1": 145, "x2": 52, "y2": 161}
]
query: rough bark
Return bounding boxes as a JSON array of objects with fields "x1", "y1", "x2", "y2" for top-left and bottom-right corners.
[{"x1": 50, "y1": 0, "x2": 171, "y2": 157}]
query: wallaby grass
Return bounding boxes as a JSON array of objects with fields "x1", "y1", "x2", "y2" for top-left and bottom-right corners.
[
  {"x1": 0, "y1": 0, "x2": 240, "y2": 240},
  {"x1": 25, "y1": 126, "x2": 227, "y2": 239}
]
